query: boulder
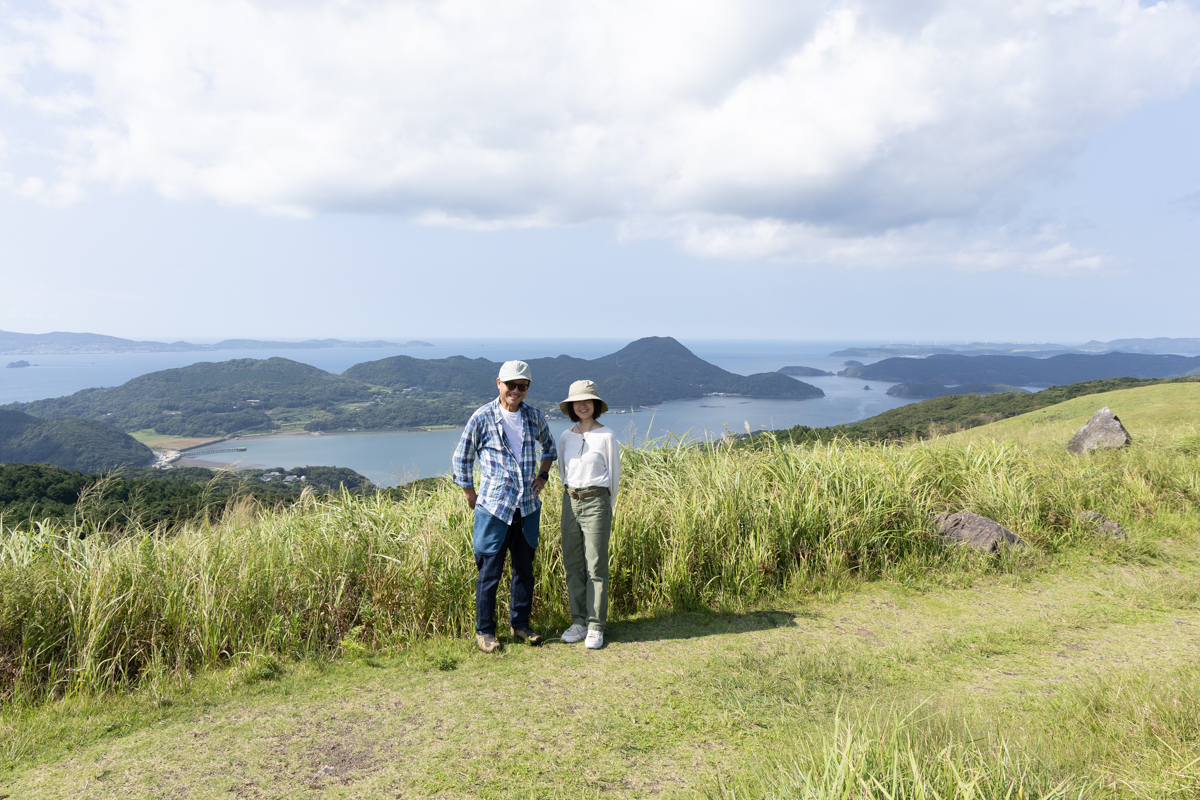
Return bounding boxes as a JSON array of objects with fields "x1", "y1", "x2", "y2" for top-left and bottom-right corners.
[
  {"x1": 935, "y1": 512, "x2": 1026, "y2": 553},
  {"x1": 1067, "y1": 407, "x2": 1131, "y2": 454},
  {"x1": 1077, "y1": 510, "x2": 1125, "y2": 538}
]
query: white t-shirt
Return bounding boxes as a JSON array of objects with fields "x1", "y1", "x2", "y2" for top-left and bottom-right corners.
[
  {"x1": 499, "y1": 406, "x2": 525, "y2": 466},
  {"x1": 558, "y1": 426, "x2": 620, "y2": 507}
]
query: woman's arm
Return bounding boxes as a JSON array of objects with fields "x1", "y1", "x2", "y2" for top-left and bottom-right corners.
[
  {"x1": 607, "y1": 432, "x2": 620, "y2": 508},
  {"x1": 556, "y1": 431, "x2": 569, "y2": 485}
]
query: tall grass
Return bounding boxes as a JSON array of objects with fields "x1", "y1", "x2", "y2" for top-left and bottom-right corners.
[
  {"x1": 707, "y1": 710, "x2": 1085, "y2": 800},
  {"x1": 702, "y1": 664, "x2": 1200, "y2": 800},
  {"x1": 1, "y1": 435, "x2": 1197, "y2": 703}
]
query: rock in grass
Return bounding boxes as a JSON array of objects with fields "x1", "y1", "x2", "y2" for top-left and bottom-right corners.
[
  {"x1": 1067, "y1": 407, "x2": 1131, "y2": 454},
  {"x1": 1077, "y1": 510, "x2": 1125, "y2": 538},
  {"x1": 935, "y1": 512, "x2": 1025, "y2": 553}
]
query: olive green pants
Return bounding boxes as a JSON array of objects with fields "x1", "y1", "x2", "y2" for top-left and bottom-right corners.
[{"x1": 560, "y1": 488, "x2": 612, "y2": 632}]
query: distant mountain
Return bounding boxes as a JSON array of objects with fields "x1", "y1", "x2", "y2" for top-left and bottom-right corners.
[
  {"x1": 206, "y1": 338, "x2": 404, "y2": 350},
  {"x1": 831, "y1": 337, "x2": 1200, "y2": 358},
  {"x1": 0, "y1": 329, "x2": 424, "y2": 355},
  {"x1": 884, "y1": 382, "x2": 1030, "y2": 399},
  {"x1": 344, "y1": 335, "x2": 823, "y2": 410},
  {"x1": 5, "y1": 337, "x2": 822, "y2": 436},
  {"x1": 0, "y1": 410, "x2": 154, "y2": 473},
  {"x1": 841, "y1": 353, "x2": 1200, "y2": 386},
  {"x1": 1076, "y1": 337, "x2": 1200, "y2": 355}
]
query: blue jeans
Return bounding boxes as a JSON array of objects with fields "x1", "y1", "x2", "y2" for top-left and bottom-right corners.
[{"x1": 473, "y1": 508, "x2": 538, "y2": 635}]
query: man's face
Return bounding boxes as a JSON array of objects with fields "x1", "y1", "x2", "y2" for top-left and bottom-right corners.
[{"x1": 497, "y1": 378, "x2": 530, "y2": 410}]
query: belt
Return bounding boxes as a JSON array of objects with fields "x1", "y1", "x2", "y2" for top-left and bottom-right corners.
[{"x1": 564, "y1": 486, "x2": 609, "y2": 500}]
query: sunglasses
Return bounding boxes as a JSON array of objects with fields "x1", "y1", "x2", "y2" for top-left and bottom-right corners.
[{"x1": 503, "y1": 381, "x2": 531, "y2": 392}]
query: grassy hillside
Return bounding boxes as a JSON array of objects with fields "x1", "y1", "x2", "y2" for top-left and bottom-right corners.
[
  {"x1": 0, "y1": 409, "x2": 154, "y2": 472},
  {"x1": 956, "y1": 382, "x2": 1200, "y2": 444},
  {"x1": 2, "y1": 432, "x2": 1199, "y2": 797},
  {"x1": 768, "y1": 376, "x2": 1189, "y2": 446},
  {"x1": 4, "y1": 433, "x2": 1197, "y2": 700}
]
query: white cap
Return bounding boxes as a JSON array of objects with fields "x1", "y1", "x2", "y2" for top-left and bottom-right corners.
[{"x1": 498, "y1": 360, "x2": 532, "y2": 382}]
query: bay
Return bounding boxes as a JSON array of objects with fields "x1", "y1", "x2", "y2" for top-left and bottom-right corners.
[{"x1": 184, "y1": 374, "x2": 913, "y2": 486}]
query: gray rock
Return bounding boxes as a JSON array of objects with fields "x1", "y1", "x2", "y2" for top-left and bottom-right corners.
[
  {"x1": 1077, "y1": 510, "x2": 1125, "y2": 538},
  {"x1": 935, "y1": 512, "x2": 1026, "y2": 552},
  {"x1": 1067, "y1": 407, "x2": 1131, "y2": 454}
]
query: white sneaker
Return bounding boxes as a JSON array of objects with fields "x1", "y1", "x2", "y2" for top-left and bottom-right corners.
[
  {"x1": 585, "y1": 630, "x2": 604, "y2": 649},
  {"x1": 561, "y1": 624, "x2": 587, "y2": 643}
]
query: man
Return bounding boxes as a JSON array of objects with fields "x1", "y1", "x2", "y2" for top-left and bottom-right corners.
[{"x1": 452, "y1": 360, "x2": 557, "y2": 653}]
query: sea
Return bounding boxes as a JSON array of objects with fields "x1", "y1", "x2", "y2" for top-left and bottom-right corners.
[{"x1": 2, "y1": 339, "x2": 917, "y2": 486}]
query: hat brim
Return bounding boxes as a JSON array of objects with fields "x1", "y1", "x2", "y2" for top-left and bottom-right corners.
[{"x1": 558, "y1": 394, "x2": 609, "y2": 416}]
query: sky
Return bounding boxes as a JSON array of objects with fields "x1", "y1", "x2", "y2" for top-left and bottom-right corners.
[{"x1": 1, "y1": 0, "x2": 1198, "y2": 344}]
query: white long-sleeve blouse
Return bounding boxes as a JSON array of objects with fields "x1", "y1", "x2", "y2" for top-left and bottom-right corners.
[{"x1": 557, "y1": 426, "x2": 620, "y2": 507}]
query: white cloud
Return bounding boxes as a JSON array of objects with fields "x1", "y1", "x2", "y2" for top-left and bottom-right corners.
[
  {"x1": 1, "y1": 0, "x2": 1198, "y2": 265},
  {"x1": 641, "y1": 215, "x2": 1108, "y2": 273}
]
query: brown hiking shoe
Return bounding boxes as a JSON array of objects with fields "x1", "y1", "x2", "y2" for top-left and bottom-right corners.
[
  {"x1": 512, "y1": 626, "x2": 544, "y2": 646},
  {"x1": 475, "y1": 633, "x2": 502, "y2": 653}
]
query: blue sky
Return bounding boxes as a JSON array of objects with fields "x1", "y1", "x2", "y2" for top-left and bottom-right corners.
[{"x1": 1, "y1": 0, "x2": 1197, "y2": 343}]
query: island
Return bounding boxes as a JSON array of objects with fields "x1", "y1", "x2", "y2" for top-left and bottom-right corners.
[
  {"x1": 5, "y1": 360, "x2": 32, "y2": 368},
  {"x1": 0, "y1": 329, "x2": 433, "y2": 355},
  {"x1": 777, "y1": 366, "x2": 833, "y2": 377}
]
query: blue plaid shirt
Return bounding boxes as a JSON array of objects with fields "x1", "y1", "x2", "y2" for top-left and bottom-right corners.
[{"x1": 452, "y1": 398, "x2": 558, "y2": 524}]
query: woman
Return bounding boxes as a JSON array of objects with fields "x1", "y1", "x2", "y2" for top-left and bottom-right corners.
[{"x1": 557, "y1": 379, "x2": 620, "y2": 650}]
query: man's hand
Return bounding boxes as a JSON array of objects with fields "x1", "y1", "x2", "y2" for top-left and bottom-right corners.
[
  {"x1": 531, "y1": 476, "x2": 548, "y2": 496},
  {"x1": 462, "y1": 486, "x2": 478, "y2": 509}
]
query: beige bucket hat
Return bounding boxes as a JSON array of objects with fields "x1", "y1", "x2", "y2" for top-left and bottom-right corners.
[{"x1": 558, "y1": 379, "x2": 609, "y2": 415}]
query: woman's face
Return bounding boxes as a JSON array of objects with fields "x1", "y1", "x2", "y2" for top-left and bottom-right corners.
[{"x1": 573, "y1": 400, "x2": 594, "y2": 420}]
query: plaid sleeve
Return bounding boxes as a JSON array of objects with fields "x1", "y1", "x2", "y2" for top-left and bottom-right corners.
[{"x1": 452, "y1": 412, "x2": 482, "y2": 487}]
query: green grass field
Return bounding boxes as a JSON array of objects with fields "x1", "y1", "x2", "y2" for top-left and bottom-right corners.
[
  {"x1": 955, "y1": 382, "x2": 1200, "y2": 445},
  {"x1": 3, "y1": 383, "x2": 1199, "y2": 798}
]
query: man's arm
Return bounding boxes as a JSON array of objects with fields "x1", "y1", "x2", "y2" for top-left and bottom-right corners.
[
  {"x1": 452, "y1": 414, "x2": 482, "y2": 508},
  {"x1": 532, "y1": 457, "x2": 554, "y2": 496}
]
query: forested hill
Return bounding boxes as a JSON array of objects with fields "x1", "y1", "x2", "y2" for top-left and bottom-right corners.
[
  {"x1": 10, "y1": 358, "x2": 377, "y2": 437},
  {"x1": 343, "y1": 336, "x2": 823, "y2": 409},
  {"x1": 0, "y1": 410, "x2": 154, "y2": 473},
  {"x1": 5, "y1": 338, "x2": 823, "y2": 438},
  {"x1": 842, "y1": 352, "x2": 1200, "y2": 386}
]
